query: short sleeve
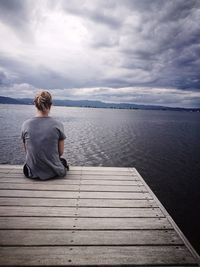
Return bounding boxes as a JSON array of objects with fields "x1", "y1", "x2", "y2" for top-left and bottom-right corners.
[
  {"x1": 21, "y1": 122, "x2": 26, "y2": 143},
  {"x1": 58, "y1": 122, "x2": 66, "y2": 140}
]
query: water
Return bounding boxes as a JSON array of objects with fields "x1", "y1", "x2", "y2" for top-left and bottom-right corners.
[{"x1": 0, "y1": 104, "x2": 200, "y2": 253}]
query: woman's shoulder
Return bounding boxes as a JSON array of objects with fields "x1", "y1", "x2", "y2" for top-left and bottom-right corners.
[
  {"x1": 22, "y1": 117, "x2": 63, "y2": 128},
  {"x1": 22, "y1": 117, "x2": 36, "y2": 127},
  {"x1": 47, "y1": 117, "x2": 64, "y2": 128},
  {"x1": 48, "y1": 117, "x2": 62, "y2": 124}
]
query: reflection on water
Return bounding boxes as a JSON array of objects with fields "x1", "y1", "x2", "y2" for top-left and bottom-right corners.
[{"x1": 0, "y1": 104, "x2": 200, "y2": 254}]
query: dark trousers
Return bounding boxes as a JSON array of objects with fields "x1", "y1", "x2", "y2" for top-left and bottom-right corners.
[{"x1": 23, "y1": 158, "x2": 69, "y2": 178}]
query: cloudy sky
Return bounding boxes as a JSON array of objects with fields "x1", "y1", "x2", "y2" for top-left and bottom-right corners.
[{"x1": 0, "y1": 0, "x2": 200, "y2": 108}]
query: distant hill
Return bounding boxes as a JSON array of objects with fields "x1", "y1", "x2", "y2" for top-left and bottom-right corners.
[
  {"x1": 0, "y1": 96, "x2": 33, "y2": 105},
  {"x1": 0, "y1": 95, "x2": 199, "y2": 112},
  {"x1": 52, "y1": 99, "x2": 179, "y2": 111},
  {"x1": 0, "y1": 96, "x2": 22, "y2": 105}
]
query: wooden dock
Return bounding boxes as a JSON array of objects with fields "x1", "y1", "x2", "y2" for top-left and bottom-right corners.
[{"x1": 0, "y1": 165, "x2": 199, "y2": 266}]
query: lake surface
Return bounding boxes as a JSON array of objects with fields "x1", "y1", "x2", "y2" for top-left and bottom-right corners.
[{"x1": 0, "y1": 104, "x2": 200, "y2": 254}]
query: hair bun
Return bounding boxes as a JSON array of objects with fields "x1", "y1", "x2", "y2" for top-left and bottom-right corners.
[{"x1": 34, "y1": 91, "x2": 52, "y2": 112}]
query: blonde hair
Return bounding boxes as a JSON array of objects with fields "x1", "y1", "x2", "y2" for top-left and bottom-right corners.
[{"x1": 34, "y1": 91, "x2": 52, "y2": 112}]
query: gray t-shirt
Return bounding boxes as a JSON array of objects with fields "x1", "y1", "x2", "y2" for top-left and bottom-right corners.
[{"x1": 21, "y1": 117, "x2": 66, "y2": 180}]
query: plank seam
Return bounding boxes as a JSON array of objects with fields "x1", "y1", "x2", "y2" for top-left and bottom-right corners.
[
  {"x1": 0, "y1": 244, "x2": 186, "y2": 247},
  {"x1": 0, "y1": 189, "x2": 149, "y2": 193}
]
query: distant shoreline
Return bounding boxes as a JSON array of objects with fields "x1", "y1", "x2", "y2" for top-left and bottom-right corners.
[{"x1": 0, "y1": 96, "x2": 199, "y2": 112}]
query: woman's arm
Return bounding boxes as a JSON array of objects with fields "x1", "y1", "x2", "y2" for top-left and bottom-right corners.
[
  {"x1": 23, "y1": 143, "x2": 26, "y2": 152},
  {"x1": 58, "y1": 139, "x2": 64, "y2": 156},
  {"x1": 22, "y1": 141, "x2": 26, "y2": 152}
]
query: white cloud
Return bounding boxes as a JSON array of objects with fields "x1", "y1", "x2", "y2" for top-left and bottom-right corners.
[{"x1": 2, "y1": 82, "x2": 199, "y2": 108}]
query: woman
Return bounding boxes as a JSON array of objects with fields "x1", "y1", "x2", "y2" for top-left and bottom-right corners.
[{"x1": 21, "y1": 90, "x2": 69, "y2": 180}]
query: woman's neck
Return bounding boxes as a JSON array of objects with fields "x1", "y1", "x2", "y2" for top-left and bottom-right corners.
[{"x1": 36, "y1": 110, "x2": 50, "y2": 117}]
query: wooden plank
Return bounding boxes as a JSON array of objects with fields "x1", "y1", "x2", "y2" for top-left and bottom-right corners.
[
  {"x1": 0, "y1": 178, "x2": 143, "y2": 186},
  {"x1": 0, "y1": 190, "x2": 79, "y2": 198},
  {"x1": 0, "y1": 183, "x2": 147, "y2": 192},
  {"x1": 0, "y1": 183, "x2": 82, "y2": 191},
  {"x1": 83, "y1": 184, "x2": 146, "y2": 192},
  {"x1": 80, "y1": 167, "x2": 136, "y2": 173},
  {"x1": 62, "y1": 179, "x2": 143, "y2": 186},
  {"x1": 0, "y1": 246, "x2": 197, "y2": 266},
  {"x1": 0, "y1": 169, "x2": 23, "y2": 173},
  {"x1": 82, "y1": 166, "x2": 135, "y2": 171},
  {"x1": 5, "y1": 170, "x2": 28, "y2": 175},
  {"x1": 81, "y1": 171, "x2": 132, "y2": 176},
  {"x1": 0, "y1": 197, "x2": 158, "y2": 208},
  {"x1": 77, "y1": 207, "x2": 164, "y2": 218},
  {"x1": 62, "y1": 171, "x2": 133, "y2": 176},
  {"x1": 0, "y1": 165, "x2": 22, "y2": 169},
  {"x1": 81, "y1": 174, "x2": 139, "y2": 181},
  {"x1": 0, "y1": 169, "x2": 9, "y2": 174},
  {"x1": 0, "y1": 177, "x2": 83, "y2": 184},
  {"x1": 0, "y1": 229, "x2": 183, "y2": 246},
  {"x1": 79, "y1": 191, "x2": 152, "y2": 199},
  {"x1": 0, "y1": 190, "x2": 152, "y2": 199},
  {"x1": 0, "y1": 173, "x2": 24, "y2": 178},
  {"x1": 0, "y1": 217, "x2": 173, "y2": 230},
  {"x1": 0, "y1": 174, "x2": 139, "y2": 181},
  {"x1": 0, "y1": 197, "x2": 78, "y2": 207},
  {"x1": 0, "y1": 207, "x2": 164, "y2": 218}
]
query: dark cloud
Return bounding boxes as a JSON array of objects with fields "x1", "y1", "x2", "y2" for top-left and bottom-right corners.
[
  {"x1": 0, "y1": 55, "x2": 75, "y2": 89},
  {"x1": 123, "y1": 0, "x2": 164, "y2": 12},
  {"x1": 62, "y1": 0, "x2": 122, "y2": 29},
  {"x1": 0, "y1": 70, "x2": 8, "y2": 85},
  {"x1": 159, "y1": 0, "x2": 198, "y2": 23},
  {"x1": 0, "y1": 0, "x2": 30, "y2": 37},
  {"x1": 0, "y1": 0, "x2": 26, "y2": 15},
  {"x1": 117, "y1": 0, "x2": 200, "y2": 93}
]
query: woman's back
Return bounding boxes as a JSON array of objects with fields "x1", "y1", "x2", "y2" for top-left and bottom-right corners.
[{"x1": 21, "y1": 91, "x2": 67, "y2": 180}]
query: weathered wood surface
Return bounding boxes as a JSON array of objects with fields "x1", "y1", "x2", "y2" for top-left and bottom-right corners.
[
  {"x1": 0, "y1": 206, "x2": 164, "y2": 217},
  {"x1": 0, "y1": 182, "x2": 147, "y2": 192},
  {"x1": 0, "y1": 229, "x2": 183, "y2": 246},
  {"x1": 0, "y1": 178, "x2": 143, "y2": 185},
  {"x1": 0, "y1": 246, "x2": 197, "y2": 266},
  {"x1": 0, "y1": 165, "x2": 199, "y2": 267},
  {"x1": 0, "y1": 197, "x2": 157, "y2": 207},
  {"x1": 0, "y1": 217, "x2": 173, "y2": 230},
  {"x1": 0, "y1": 189, "x2": 152, "y2": 199}
]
